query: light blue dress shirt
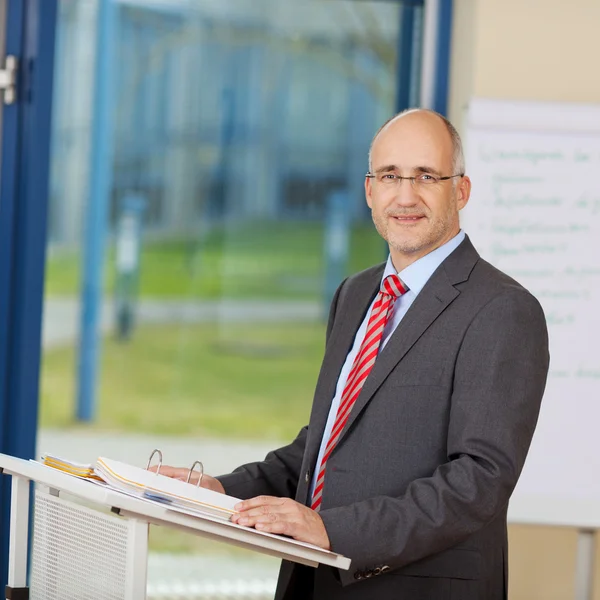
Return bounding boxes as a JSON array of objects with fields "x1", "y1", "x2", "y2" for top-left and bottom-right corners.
[{"x1": 309, "y1": 230, "x2": 466, "y2": 498}]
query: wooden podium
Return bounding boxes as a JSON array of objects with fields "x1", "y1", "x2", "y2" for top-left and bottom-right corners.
[{"x1": 0, "y1": 453, "x2": 350, "y2": 600}]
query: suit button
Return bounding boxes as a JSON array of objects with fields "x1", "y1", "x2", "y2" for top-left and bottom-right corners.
[
  {"x1": 364, "y1": 570, "x2": 374, "y2": 578},
  {"x1": 304, "y1": 470, "x2": 310, "y2": 483},
  {"x1": 353, "y1": 571, "x2": 364, "y2": 580},
  {"x1": 373, "y1": 567, "x2": 382, "y2": 576},
  {"x1": 381, "y1": 565, "x2": 391, "y2": 573}
]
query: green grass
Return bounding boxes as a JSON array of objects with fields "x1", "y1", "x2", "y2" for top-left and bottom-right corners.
[
  {"x1": 45, "y1": 221, "x2": 385, "y2": 299},
  {"x1": 40, "y1": 322, "x2": 326, "y2": 440}
]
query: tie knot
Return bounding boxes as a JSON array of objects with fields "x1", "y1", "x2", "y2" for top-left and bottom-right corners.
[{"x1": 381, "y1": 274, "x2": 408, "y2": 298}]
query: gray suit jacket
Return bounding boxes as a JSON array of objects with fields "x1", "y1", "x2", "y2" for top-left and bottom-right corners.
[{"x1": 218, "y1": 236, "x2": 550, "y2": 600}]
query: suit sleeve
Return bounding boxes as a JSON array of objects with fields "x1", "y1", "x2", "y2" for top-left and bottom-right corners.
[
  {"x1": 216, "y1": 277, "x2": 347, "y2": 500},
  {"x1": 319, "y1": 289, "x2": 549, "y2": 586}
]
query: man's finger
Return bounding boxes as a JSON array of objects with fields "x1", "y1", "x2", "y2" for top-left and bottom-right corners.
[
  {"x1": 235, "y1": 502, "x2": 296, "y2": 519},
  {"x1": 233, "y1": 508, "x2": 277, "y2": 525},
  {"x1": 234, "y1": 496, "x2": 286, "y2": 511},
  {"x1": 255, "y1": 521, "x2": 292, "y2": 536},
  {"x1": 238, "y1": 511, "x2": 299, "y2": 530}
]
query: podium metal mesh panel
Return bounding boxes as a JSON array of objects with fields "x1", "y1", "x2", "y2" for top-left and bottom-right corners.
[{"x1": 30, "y1": 491, "x2": 130, "y2": 600}]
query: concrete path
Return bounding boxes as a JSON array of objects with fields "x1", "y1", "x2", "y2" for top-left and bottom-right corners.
[
  {"x1": 37, "y1": 428, "x2": 283, "y2": 478},
  {"x1": 43, "y1": 298, "x2": 321, "y2": 348}
]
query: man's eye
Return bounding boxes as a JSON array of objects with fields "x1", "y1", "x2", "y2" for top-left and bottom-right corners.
[
  {"x1": 417, "y1": 174, "x2": 435, "y2": 182},
  {"x1": 381, "y1": 174, "x2": 396, "y2": 180}
]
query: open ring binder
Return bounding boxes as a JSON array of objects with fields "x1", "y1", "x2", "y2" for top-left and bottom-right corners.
[
  {"x1": 97, "y1": 452, "x2": 239, "y2": 520},
  {"x1": 145, "y1": 450, "x2": 203, "y2": 489}
]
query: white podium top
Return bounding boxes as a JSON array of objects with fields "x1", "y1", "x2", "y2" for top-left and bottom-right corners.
[{"x1": 0, "y1": 453, "x2": 350, "y2": 570}]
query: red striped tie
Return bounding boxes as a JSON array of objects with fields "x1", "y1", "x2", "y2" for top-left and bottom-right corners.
[{"x1": 311, "y1": 274, "x2": 407, "y2": 511}]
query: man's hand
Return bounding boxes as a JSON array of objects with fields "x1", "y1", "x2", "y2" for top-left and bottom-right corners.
[
  {"x1": 231, "y1": 496, "x2": 331, "y2": 550},
  {"x1": 150, "y1": 465, "x2": 225, "y2": 494}
]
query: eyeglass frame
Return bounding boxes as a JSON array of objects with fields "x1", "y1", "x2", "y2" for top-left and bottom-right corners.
[{"x1": 365, "y1": 172, "x2": 465, "y2": 186}]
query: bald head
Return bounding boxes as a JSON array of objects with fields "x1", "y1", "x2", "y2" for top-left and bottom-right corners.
[
  {"x1": 364, "y1": 108, "x2": 472, "y2": 270},
  {"x1": 368, "y1": 109, "x2": 465, "y2": 176}
]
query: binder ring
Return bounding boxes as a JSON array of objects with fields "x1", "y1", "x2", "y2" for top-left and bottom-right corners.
[
  {"x1": 186, "y1": 460, "x2": 204, "y2": 488},
  {"x1": 146, "y1": 449, "x2": 163, "y2": 475}
]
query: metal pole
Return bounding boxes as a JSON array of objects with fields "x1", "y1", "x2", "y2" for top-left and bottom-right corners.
[
  {"x1": 432, "y1": 0, "x2": 453, "y2": 116},
  {"x1": 395, "y1": 1, "x2": 424, "y2": 113},
  {"x1": 124, "y1": 519, "x2": 149, "y2": 600},
  {"x1": 323, "y1": 190, "x2": 350, "y2": 313},
  {"x1": 420, "y1": 0, "x2": 440, "y2": 110},
  {"x1": 77, "y1": 0, "x2": 116, "y2": 421},
  {"x1": 6, "y1": 476, "x2": 30, "y2": 592},
  {"x1": 574, "y1": 529, "x2": 596, "y2": 600}
]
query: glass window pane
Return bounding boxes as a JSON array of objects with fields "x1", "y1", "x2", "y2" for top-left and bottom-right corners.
[{"x1": 41, "y1": 0, "x2": 414, "y2": 595}]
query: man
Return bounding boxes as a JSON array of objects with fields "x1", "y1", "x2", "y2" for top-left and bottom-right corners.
[{"x1": 162, "y1": 109, "x2": 549, "y2": 599}]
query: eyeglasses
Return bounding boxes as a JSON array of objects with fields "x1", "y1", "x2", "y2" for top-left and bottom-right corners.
[{"x1": 366, "y1": 172, "x2": 464, "y2": 188}]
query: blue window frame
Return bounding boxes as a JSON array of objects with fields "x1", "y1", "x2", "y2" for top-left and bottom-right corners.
[{"x1": 0, "y1": 0, "x2": 58, "y2": 587}]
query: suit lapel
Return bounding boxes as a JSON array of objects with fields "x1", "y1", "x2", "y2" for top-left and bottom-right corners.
[{"x1": 335, "y1": 236, "x2": 480, "y2": 448}]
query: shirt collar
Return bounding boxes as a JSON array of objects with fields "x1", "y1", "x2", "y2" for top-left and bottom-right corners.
[{"x1": 381, "y1": 230, "x2": 466, "y2": 296}]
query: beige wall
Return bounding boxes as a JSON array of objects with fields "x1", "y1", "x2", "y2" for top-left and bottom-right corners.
[
  {"x1": 447, "y1": 2, "x2": 600, "y2": 597},
  {"x1": 447, "y1": 0, "x2": 478, "y2": 132},
  {"x1": 448, "y1": 0, "x2": 600, "y2": 127}
]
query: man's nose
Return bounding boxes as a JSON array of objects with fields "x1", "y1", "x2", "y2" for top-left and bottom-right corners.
[{"x1": 392, "y1": 179, "x2": 419, "y2": 205}]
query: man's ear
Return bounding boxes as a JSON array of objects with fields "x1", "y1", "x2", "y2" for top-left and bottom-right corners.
[
  {"x1": 365, "y1": 176, "x2": 373, "y2": 209},
  {"x1": 457, "y1": 175, "x2": 471, "y2": 210}
]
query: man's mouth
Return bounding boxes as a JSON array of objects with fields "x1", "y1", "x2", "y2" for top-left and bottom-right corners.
[{"x1": 389, "y1": 215, "x2": 425, "y2": 222}]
